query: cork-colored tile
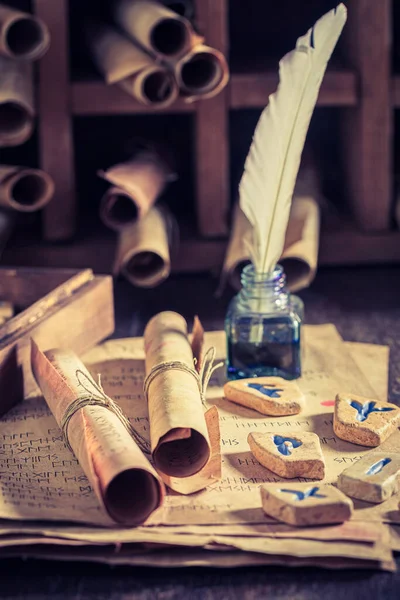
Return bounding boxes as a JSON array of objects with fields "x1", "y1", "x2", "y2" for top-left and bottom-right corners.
[
  {"x1": 334, "y1": 393, "x2": 400, "y2": 447},
  {"x1": 224, "y1": 377, "x2": 304, "y2": 416},
  {"x1": 337, "y1": 452, "x2": 400, "y2": 503},
  {"x1": 248, "y1": 431, "x2": 325, "y2": 479},
  {"x1": 260, "y1": 482, "x2": 353, "y2": 526}
]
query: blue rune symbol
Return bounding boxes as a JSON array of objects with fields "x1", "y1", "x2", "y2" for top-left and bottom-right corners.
[
  {"x1": 273, "y1": 435, "x2": 302, "y2": 456},
  {"x1": 366, "y1": 457, "x2": 392, "y2": 476},
  {"x1": 349, "y1": 400, "x2": 395, "y2": 423},
  {"x1": 280, "y1": 487, "x2": 326, "y2": 501},
  {"x1": 247, "y1": 383, "x2": 284, "y2": 398}
]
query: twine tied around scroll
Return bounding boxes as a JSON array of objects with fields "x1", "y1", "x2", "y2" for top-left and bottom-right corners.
[
  {"x1": 60, "y1": 369, "x2": 151, "y2": 455},
  {"x1": 144, "y1": 347, "x2": 224, "y2": 407}
]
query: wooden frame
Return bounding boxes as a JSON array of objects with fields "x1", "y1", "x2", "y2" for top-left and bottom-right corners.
[{"x1": 2, "y1": 0, "x2": 398, "y2": 270}]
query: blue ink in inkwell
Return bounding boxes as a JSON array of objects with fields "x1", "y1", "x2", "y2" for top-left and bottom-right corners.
[{"x1": 225, "y1": 264, "x2": 303, "y2": 380}]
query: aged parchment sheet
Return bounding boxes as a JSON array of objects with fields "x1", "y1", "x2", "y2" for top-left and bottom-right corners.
[{"x1": 0, "y1": 325, "x2": 396, "y2": 529}]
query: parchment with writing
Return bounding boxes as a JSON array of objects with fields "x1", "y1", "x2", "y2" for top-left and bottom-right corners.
[{"x1": 0, "y1": 326, "x2": 397, "y2": 528}]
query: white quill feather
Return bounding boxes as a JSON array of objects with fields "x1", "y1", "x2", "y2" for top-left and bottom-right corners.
[{"x1": 239, "y1": 4, "x2": 347, "y2": 274}]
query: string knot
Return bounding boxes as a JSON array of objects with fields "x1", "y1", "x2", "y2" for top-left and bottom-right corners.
[
  {"x1": 60, "y1": 369, "x2": 151, "y2": 455},
  {"x1": 143, "y1": 346, "x2": 223, "y2": 407}
]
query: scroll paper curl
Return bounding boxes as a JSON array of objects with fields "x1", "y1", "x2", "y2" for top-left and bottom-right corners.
[
  {"x1": 31, "y1": 341, "x2": 165, "y2": 526},
  {"x1": 113, "y1": 206, "x2": 172, "y2": 288},
  {"x1": 87, "y1": 23, "x2": 178, "y2": 108},
  {"x1": 0, "y1": 4, "x2": 50, "y2": 61},
  {"x1": 0, "y1": 56, "x2": 34, "y2": 147},
  {"x1": 99, "y1": 150, "x2": 173, "y2": 229},
  {"x1": 143, "y1": 311, "x2": 212, "y2": 480},
  {"x1": 0, "y1": 165, "x2": 54, "y2": 212},
  {"x1": 113, "y1": 0, "x2": 196, "y2": 59}
]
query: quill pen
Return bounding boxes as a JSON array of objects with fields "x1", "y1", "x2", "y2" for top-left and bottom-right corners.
[{"x1": 239, "y1": 4, "x2": 347, "y2": 275}]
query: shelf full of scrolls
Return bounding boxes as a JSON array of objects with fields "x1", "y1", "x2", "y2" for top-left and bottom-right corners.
[{"x1": 3, "y1": 0, "x2": 400, "y2": 275}]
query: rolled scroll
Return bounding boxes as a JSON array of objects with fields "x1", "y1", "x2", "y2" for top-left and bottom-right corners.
[
  {"x1": 279, "y1": 196, "x2": 320, "y2": 293},
  {"x1": 87, "y1": 24, "x2": 178, "y2": 108},
  {"x1": 113, "y1": 206, "x2": 172, "y2": 288},
  {"x1": 0, "y1": 56, "x2": 34, "y2": 147},
  {"x1": 99, "y1": 150, "x2": 173, "y2": 229},
  {"x1": 162, "y1": 0, "x2": 194, "y2": 19},
  {"x1": 174, "y1": 44, "x2": 229, "y2": 101},
  {"x1": 222, "y1": 167, "x2": 321, "y2": 292},
  {"x1": 143, "y1": 311, "x2": 212, "y2": 479},
  {"x1": 0, "y1": 4, "x2": 50, "y2": 61},
  {"x1": 0, "y1": 165, "x2": 54, "y2": 212},
  {"x1": 31, "y1": 341, "x2": 165, "y2": 526},
  {"x1": 113, "y1": 0, "x2": 195, "y2": 59}
]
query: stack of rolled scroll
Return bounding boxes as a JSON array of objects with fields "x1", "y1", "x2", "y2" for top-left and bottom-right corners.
[
  {"x1": 221, "y1": 162, "x2": 322, "y2": 293},
  {"x1": 0, "y1": 4, "x2": 53, "y2": 252},
  {"x1": 99, "y1": 145, "x2": 176, "y2": 287},
  {"x1": 87, "y1": 0, "x2": 229, "y2": 108}
]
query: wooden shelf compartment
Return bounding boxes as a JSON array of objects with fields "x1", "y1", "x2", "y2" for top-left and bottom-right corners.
[
  {"x1": 13, "y1": 0, "x2": 396, "y2": 269},
  {"x1": 71, "y1": 70, "x2": 358, "y2": 116}
]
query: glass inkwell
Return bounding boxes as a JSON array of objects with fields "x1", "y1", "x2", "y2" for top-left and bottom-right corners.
[{"x1": 225, "y1": 263, "x2": 303, "y2": 380}]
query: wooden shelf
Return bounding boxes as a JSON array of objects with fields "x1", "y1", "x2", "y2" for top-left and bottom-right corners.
[
  {"x1": 4, "y1": 0, "x2": 395, "y2": 268},
  {"x1": 230, "y1": 69, "x2": 358, "y2": 109},
  {"x1": 4, "y1": 227, "x2": 400, "y2": 275},
  {"x1": 392, "y1": 75, "x2": 400, "y2": 106},
  {"x1": 71, "y1": 82, "x2": 196, "y2": 116},
  {"x1": 71, "y1": 69, "x2": 358, "y2": 116}
]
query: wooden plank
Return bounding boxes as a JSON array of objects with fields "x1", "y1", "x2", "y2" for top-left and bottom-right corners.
[
  {"x1": 194, "y1": 0, "x2": 229, "y2": 236},
  {"x1": 0, "y1": 268, "x2": 92, "y2": 310},
  {"x1": 392, "y1": 76, "x2": 400, "y2": 106},
  {"x1": 34, "y1": 0, "x2": 76, "y2": 241},
  {"x1": 72, "y1": 82, "x2": 196, "y2": 115},
  {"x1": 230, "y1": 70, "x2": 358, "y2": 109},
  {"x1": 319, "y1": 229, "x2": 400, "y2": 265},
  {"x1": 4, "y1": 229, "x2": 400, "y2": 274},
  {"x1": 0, "y1": 274, "x2": 114, "y2": 398},
  {"x1": 341, "y1": 0, "x2": 391, "y2": 231}
]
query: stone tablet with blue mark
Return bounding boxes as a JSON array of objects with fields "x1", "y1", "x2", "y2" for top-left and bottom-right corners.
[
  {"x1": 223, "y1": 376, "x2": 304, "y2": 416},
  {"x1": 260, "y1": 482, "x2": 353, "y2": 526},
  {"x1": 334, "y1": 393, "x2": 400, "y2": 447},
  {"x1": 247, "y1": 431, "x2": 325, "y2": 479},
  {"x1": 337, "y1": 452, "x2": 400, "y2": 503}
]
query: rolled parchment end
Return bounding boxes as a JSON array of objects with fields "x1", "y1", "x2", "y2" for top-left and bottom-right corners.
[
  {"x1": 113, "y1": 0, "x2": 193, "y2": 59},
  {"x1": 221, "y1": 203, "x2": 252, "y2": 292},
  {"x1": 31, "y1": 341, "x2": 165, "y2": 526},
  {"x1": 0, "y1": 5, "x2": 50, "y2": 61},
  {"x1": 0, "y1": 57, "x2": 34, "y2": 147},
  {"x1": 163, "y1": 0, "x2": 194, "y2": 19},
  {"x1": 0, "y1": 165, "x2": 55, "y2": 212},
  {"x1": 144, "y1": 311, "x2": 211, "y2": 478},
  {"x1": 100, "y1": 187, "x2": 139, "y2": 230},
  {"x1": 175, "y1": 44, "x2": 229, "y2": 101},
  {"x1": 118, "y1": 67, "x2": 178, "y2": 108},
  {"x1": 87, "y1": 22, "x2": 178, "y2": 106},
  {"x1": 223, "y1": 164, "x2": 321, "y2": 292},
  {"x1": 113, "y1": 207, "x2": 171, "y2": 287},
  {"x1": 160, "y1": 405, "x2": 221, "y2": 494},
  {"x1": 99, "y1": 151, "x2": 172, "y2": 227},
  {"x1": 280, "y1": 196, "x2": 320, "y2": 293}
]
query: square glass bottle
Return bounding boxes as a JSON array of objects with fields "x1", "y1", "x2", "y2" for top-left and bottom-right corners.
[{"x1": 225, "y1": 264, "x2": 303, "y2": 380}]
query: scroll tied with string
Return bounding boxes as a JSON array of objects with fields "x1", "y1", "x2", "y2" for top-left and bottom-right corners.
[
  {"x1": 143, "y1": 311, "x2": 222, "y2": 493},
  {"x1": 31, "y1": 340, "x2": 165, "y2": 526}
]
